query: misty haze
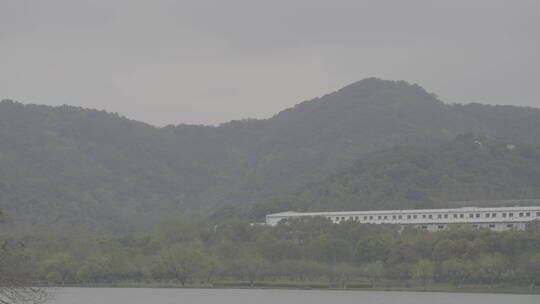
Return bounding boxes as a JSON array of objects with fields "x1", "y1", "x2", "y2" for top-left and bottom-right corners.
[{"x1": 1, "y1": 1, "x2": 539, "y2": 304}]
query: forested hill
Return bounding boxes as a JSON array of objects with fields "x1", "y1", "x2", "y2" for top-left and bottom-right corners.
[
  {"x1": 2, "y1": 78, "x2": 540, "y2": 236},
  {"x1": 250, "y1": 135, "x2": 540, "y2": 218}
]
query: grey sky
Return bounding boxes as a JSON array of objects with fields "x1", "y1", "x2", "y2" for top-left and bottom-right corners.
[{"x1": 1, "y1": 0, "x2": 539, "y2": 126}]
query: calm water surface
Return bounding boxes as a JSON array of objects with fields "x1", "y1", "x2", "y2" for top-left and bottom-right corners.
[{"x1": 48, "y1": 288, "x2": 540, "y2": 304}]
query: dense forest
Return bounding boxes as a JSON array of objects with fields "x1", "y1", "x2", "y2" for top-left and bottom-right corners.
[
  {"x1": 2, "y1": 78, "x2": 540, "y2": 236},
  {"x1": 10, "y1": 217, "x2": 540, "y2": 289},
  {"x1": 246, "y1": 134, "x2": 540, "y2": 220},
  {"x1": 2, "y1": 78, "x2": 540, "y2": 292}
]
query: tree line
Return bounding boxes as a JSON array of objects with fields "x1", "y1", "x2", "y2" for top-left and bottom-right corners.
[{"x1": 14, "y1": 217, "x2": 540, "y2": 289}]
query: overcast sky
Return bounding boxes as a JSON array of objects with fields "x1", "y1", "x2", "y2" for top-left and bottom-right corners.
[{"x1": 1, "y1": 0, "x2": 539, "y2": 126}]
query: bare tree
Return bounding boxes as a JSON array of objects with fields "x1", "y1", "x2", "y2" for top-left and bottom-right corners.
[{"x1": 0, "y1": 240, "x2": 48, "y2": 304}]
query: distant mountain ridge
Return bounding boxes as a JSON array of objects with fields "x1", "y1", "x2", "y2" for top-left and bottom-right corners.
[{"x1": 2, "y1": 78, "x2": 540, "y2": 236}]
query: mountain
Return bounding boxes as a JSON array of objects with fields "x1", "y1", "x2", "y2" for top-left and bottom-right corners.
[
  {"x1": 249, "y1": 134, "x2": 540, "y2": 219},
  {"x1": 2, "y1": 78, "x2": 540, "y2": 236}
]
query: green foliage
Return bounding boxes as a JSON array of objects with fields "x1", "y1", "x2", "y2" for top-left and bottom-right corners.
[
  {"x1": 151, "y1": 244, "x2": 208, "y2": 286},
  {"x1": 475, "y1": 253, "x2": 506, "y2": 284},
  {"x1": 361, "y1": 261, "x2": 385, "y2": 284},
  {"x1": 76, "y1": 255, "x2": 112, "y2": 283},
  {"x1": 440, "y1": 258, "x2": 475, "y2": 286},
  {"x1": 17, "y1": 216, "x2": 540, "y2": 288},
  {"x1": 4, "y1": 78, "x2": 540, "y2": 236},
  {"x1": 412, "y1": 259, "x2": 436, "y2": 284},
  {"x1": 515, "y1": 254, "x2": 540, "y2": 286},
  {"x1": 38, "y1": 252, "x2": 76, "y2": 284},
  {"x1": 253, "y1": 135, "x2": 540, "y2": 216},
  {"x1": 154, "y1": 217, "x2": 199, "y2": 245},
  {"x1": 306, "y1": 236, "x2": 353, "y2": 264},
  {"x1": 355, "y1": 235, "x2": 392, "y2": 263},
  {"x1": 331, "y1": 263, "x2": 362, "y2": 287}
]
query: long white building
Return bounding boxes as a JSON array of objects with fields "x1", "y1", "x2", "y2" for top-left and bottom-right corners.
[{"x1": 266, "y1": 206, "x2": 540, "y2": 232}]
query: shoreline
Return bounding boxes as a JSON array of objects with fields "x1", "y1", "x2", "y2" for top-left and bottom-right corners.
[{"x1": 42, "y1": 282, "x2": 540, "y2": 295}]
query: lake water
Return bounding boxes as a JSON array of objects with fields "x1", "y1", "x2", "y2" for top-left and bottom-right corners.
[{"x1": 47, "y1": 288, "x2": 540, "y2": 304}]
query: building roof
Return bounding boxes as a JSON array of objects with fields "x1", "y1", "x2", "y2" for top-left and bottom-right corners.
[{"x1": 266, "y1": 206, "x2": 540, "y2": 218}]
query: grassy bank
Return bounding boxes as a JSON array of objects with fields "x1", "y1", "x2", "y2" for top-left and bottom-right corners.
[{"x1": 48, "y1": 281, "x2": 540, "y2": 295}]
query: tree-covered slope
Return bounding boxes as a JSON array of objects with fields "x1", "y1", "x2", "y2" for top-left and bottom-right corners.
[
  {"x1": 2, "y1": 78, "x2": 540, "y2": 236},
  {"x1": 251, "y1": 135, "x2": 540, "y2": 218}
]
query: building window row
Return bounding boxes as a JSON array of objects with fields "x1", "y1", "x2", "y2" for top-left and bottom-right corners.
[{"x1": 330, "y1": 211, "x2": 540, "y2": 222}]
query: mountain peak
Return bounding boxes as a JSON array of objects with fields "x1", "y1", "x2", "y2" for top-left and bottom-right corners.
[
  {"x1": 3, "y1": 79, "x2": 540, "y2": 236},
  {"x1": 335, "y1": 78, "x2": 436, "y2": 101},
  {"x1": 273, "y1": 78, "x2": 445, "y2": 124}
]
